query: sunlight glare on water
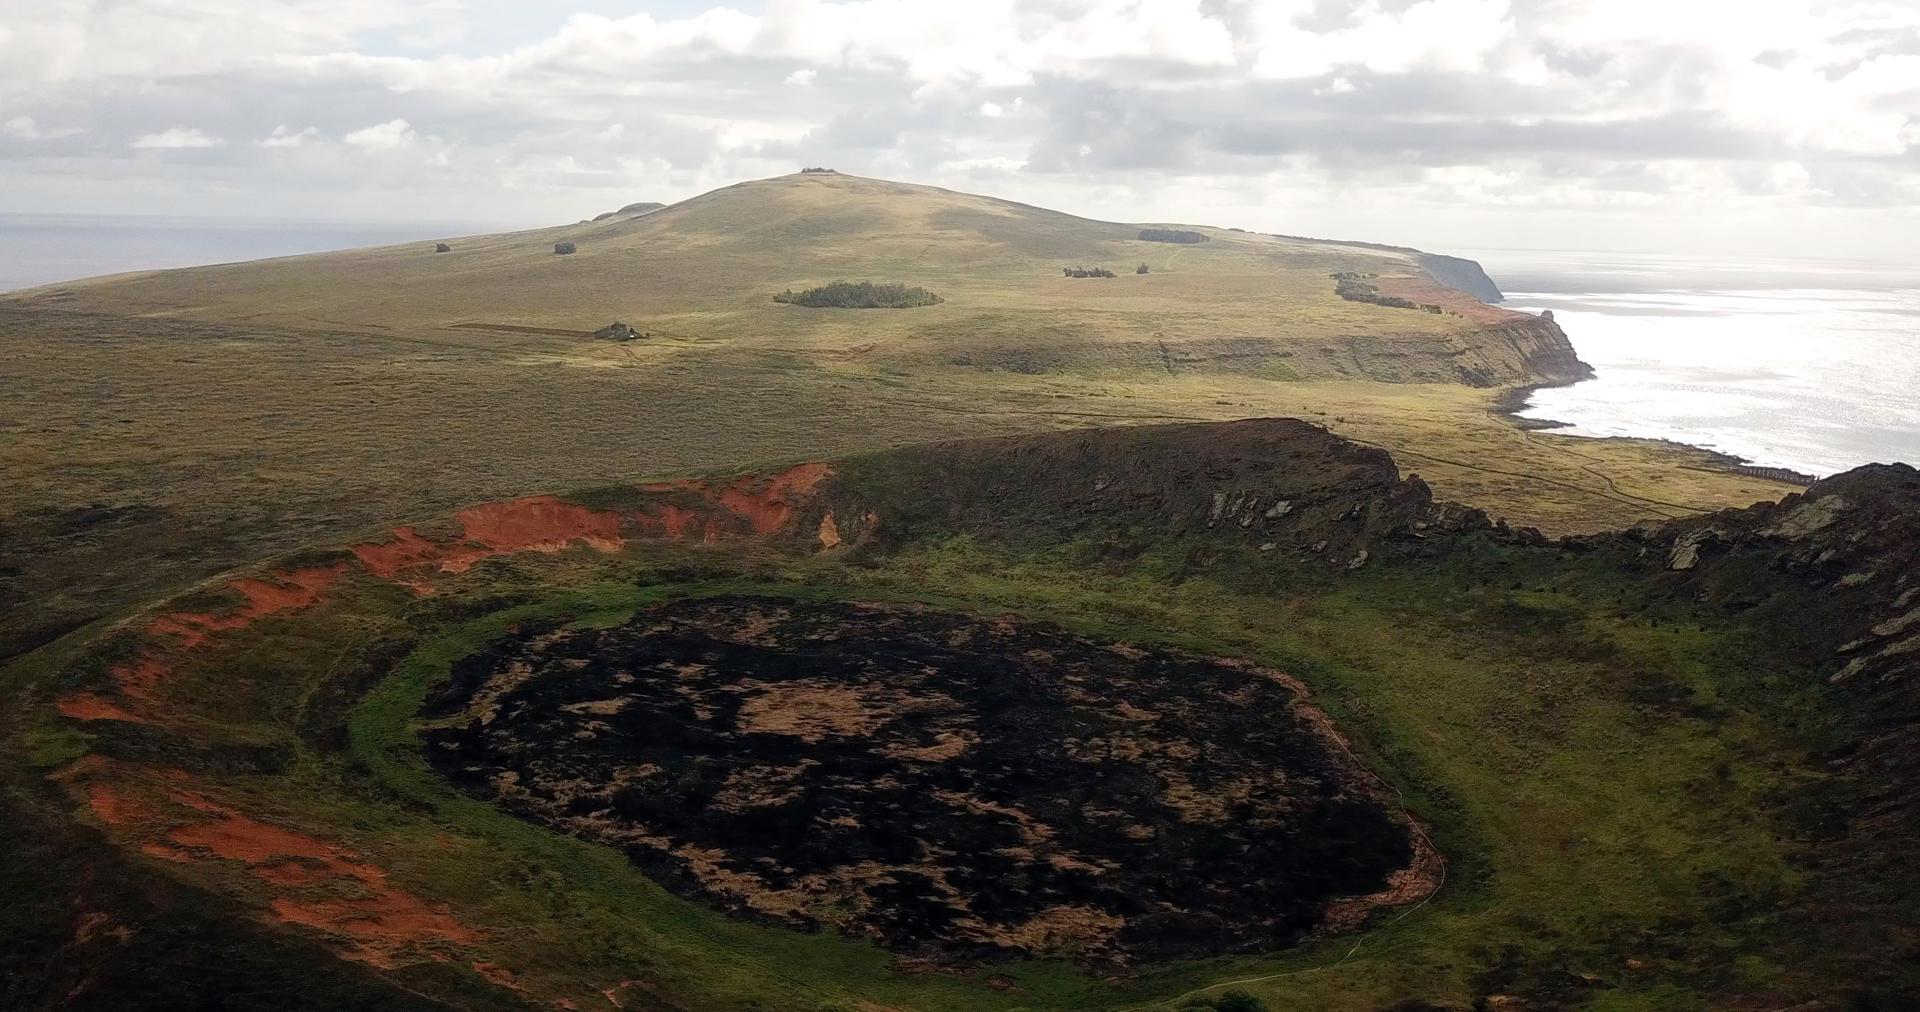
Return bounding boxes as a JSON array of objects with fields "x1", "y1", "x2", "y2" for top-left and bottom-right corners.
[{"x1": 1460, "y1": 249, "x2": 1920, "y2": 477}]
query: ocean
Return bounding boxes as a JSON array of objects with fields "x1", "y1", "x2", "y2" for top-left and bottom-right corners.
[
  {"x1": 0, "y1": 212, "x2": 527, "y2": 294},
  {"x1": 1461, "y1": 249, "x2": 1920, "y2": 478}
]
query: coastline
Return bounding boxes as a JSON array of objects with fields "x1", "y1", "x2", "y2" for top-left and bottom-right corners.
[{"x1": 1493, "y1": 382, "x2": 1818, "y2": 487}]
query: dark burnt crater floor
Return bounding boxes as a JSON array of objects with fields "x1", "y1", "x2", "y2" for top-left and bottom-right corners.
[{"x1": 423, "y1": 596, "x2": 1422, "y2": 965}]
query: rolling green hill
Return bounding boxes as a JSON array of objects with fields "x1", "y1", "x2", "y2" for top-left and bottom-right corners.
[{"x1": 8, "y1": 172, "x2": 1583, "y2": 386}]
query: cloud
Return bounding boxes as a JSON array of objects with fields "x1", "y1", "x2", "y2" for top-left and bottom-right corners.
[
  {"x1": 0, "y1": 0, "x2": 1912, "y2": 258},
  {"x1": 1, "y1": 115, "x2": 80, "y2": 140},
  {"x1": 131, "y1": 127, "x2": 222, "y2": 149},
  {"x1": 343, "y1": 118, "x2": 414, "y2": 150},
  {"x1": 260, "y1": 124, "x2": 319, "y2": 148}
]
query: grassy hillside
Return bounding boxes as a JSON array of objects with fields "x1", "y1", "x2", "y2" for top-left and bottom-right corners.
[
  {"x1": 6, "y1": 172, "x2": 1570, "y2": 383},
  {"x1": 4, "y1": 421, "x2": 1908, "y2": 1010}
]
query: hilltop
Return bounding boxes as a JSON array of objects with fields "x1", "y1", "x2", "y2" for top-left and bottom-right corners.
[{"x1": 6, "y1": 172, "x2": 1582, "y2": 387}]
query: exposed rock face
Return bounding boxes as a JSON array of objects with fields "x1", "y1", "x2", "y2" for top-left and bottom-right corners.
[
  {"x1": 921, "y1": 315, "x2": 1590, "y2": 388},
  {"x1": 1628, "y1": 464, "x2": 1919, "y2": 690},
  {"x1": 1414, "y1": 253, "x2": 1505, "y2": 303},
  {"x1": 1590, "y1": 462, "x2": 1920, "y2": 973},
  {"x1": 1451, "y1": 315, "x2": 1594, "y2": 387},
  {"x1": 810, "y1": 418, "x2": 1495, "y2": 570}
]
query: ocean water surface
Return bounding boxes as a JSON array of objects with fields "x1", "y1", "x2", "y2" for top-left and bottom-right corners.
[
  {"x1": 1461, "y1": 249, "x2": 1920, "y2": 477},
  {"x1": 0, "y1": 212, "x2": 526, "y2": 294}
]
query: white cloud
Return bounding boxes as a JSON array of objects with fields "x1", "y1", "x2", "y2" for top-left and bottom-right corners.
[
  {"x1": 131, "y1": 127, "x2": 222, "y2": 149},
  {"x1": 1252, "y1": 0, "x2": 1514, "y2": 79},
  {"x1": 260, "y1": 124, "x2": 319, "y2": 148},
  {"x1": 0, "y1": 0, "x2": 1912, "y2": 258},
  {"x1": 343, "y1": 119, "x2": 414, "y2": 150},
  {"x1": 1, "y1": 115, "x2": 80, "y2": 140}
]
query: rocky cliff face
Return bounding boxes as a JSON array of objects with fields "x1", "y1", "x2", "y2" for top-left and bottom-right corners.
[
  {"x1": 806, "y1": 417, "x2": 1495, "y2": 570},
  {"x1": 1629, "y1": 462, "x2": 1920, "y2": 686},
  {"x1": 921, "y1": 313, "x2": 1591, "y2": 388},
  {"x1": 1447, "y1": 314, "x2": 1594, "y2": 387},
  {"x1": 1585, "y1": 462, "x2": 1920, "y2": 981},
  {"x1": 1637, "y1": 462, "x2": 1920, "y2": 735},
  {"x1": 1415, "y1": 253, "x2": 1505, "y2": 303}
]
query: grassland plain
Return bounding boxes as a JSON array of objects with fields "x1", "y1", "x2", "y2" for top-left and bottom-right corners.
[{"x1": 0, "y1": 172, "x2": 1843, "y2": 1009}]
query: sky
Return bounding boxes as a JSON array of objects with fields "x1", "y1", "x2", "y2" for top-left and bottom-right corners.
[{"x1": 2, "y1": 0, "x2": 1917, "y2": 259}]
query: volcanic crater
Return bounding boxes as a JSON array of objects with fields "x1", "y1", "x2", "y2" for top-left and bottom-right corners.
[{"x1": 424, "y1": 596, "x2": 1434, "y2": 965}]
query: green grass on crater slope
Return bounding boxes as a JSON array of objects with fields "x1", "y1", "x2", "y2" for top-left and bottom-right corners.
[{"x1": 4, "y1": 526, "x2": 1847, "y2": 1010}]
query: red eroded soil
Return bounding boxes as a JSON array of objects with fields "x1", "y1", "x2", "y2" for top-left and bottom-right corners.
[
  {"x1": 353, "y1": 495, "x2": 625, "y2": 579},
  {"x1": 638, "y1": 462, "x2": 833, "y2": 536},
  {"x1": 148, "y1": 563, "x2": 353, "y2": 648},
  {"x1": 106, "y1": 656, "x2": 174, "y2": 712},
  {"x1": 269, "y1": 891, "x2": 479, "y2": 968},
  {"x1": 717, "y1": 462, "x2": 832, "y2": 534},
  {"x1": 70, "y1": 763, "x2": 480, "y2": 968},
  {"x1": 59, "y1": 465, "x2": 834, "y2": 723},
  {"x1": 56, "y1": 693, "x2": 145, "y2": 723}
]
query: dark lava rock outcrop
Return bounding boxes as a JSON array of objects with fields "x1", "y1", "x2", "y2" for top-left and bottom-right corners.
[
  {"x1": 1568, "y1": 462, "x2": 1920, "y2": 990},
  {"x1": 1604, "y1": 463, "x2": 1920, "y2": 728},
  {"x1": 810, "y1": 417, "x2": 1496, "y2": 569},
  {"x1": 425, "y1": 597, "x2": 1432, "y2": 965}
]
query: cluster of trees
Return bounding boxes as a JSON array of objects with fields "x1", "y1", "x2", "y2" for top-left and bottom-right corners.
[
  {"x1": 1139, "y1": 228, "x2": 1208, "y2": 244},
  {"x1": 773, "y1": 280, "x2": 943, "y2": 308},
  {"x1": 1331, "y1": 274, "x2": 1420, "y2": 310},
  {"x1": 1136, "y1": 264, "x2": 1151, "y2": 274},
  {"x1": 800, "y1": 166, "x2": 839, "y2": 174},
  {"x1": 554, "y1": 241, "x2": 577, "y2": 255},
  {"x1": 1336, "y1": 270, "x2": 1443, "y2": 311},
  {"x1": 1063, "y1": 266, "x2": 1118, "y2": 278}
]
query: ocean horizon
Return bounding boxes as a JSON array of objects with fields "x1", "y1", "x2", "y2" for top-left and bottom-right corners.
[
  {"x1": 0, "y1": 211, "x2": 537, "y2": 294},
  {"x1": 1460, "y1": 247, "x2": 1920, "y2": 478}
]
